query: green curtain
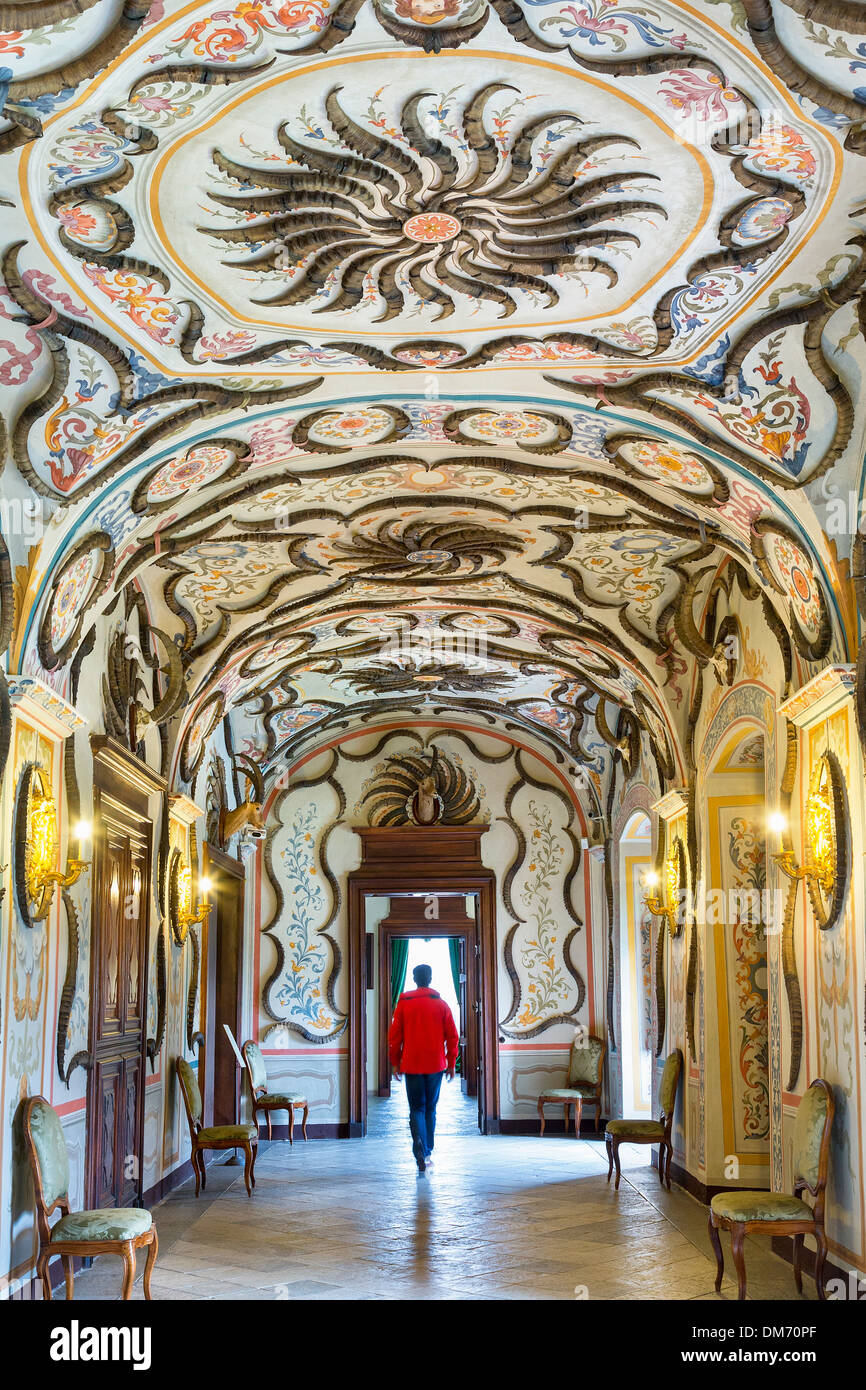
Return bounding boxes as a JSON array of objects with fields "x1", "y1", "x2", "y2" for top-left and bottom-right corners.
[
  {"x1": 448, "y1": 938, "x2": 461, "y2": 999},
  {"x1": 390, "y1": 938, "x2": 409, "y2": 1013}
]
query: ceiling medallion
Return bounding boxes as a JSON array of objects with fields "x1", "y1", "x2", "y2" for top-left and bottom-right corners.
[
  {"x1": 402, "y1": 212, "x2": 462, "y2": 244},
  {"x1": 407, "y1": 549, "x2": 455, "y2": 563}
]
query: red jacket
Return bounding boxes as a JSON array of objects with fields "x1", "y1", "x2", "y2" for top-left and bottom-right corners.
[{"x1": 389, "y1": 988, "x2": 458, "y2": 1075}]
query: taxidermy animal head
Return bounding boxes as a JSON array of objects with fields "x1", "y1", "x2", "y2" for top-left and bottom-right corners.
[{"x1": 219, "y1": 755, "x2": 267, "y2": 846}]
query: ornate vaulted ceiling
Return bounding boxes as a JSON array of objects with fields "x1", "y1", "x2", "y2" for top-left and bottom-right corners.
[{"x1": 1, "y1": 0, "x2": 864, "y2": 804}]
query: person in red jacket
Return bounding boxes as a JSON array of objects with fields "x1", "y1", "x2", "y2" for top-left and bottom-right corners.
[{"x1": 389, "y1": 963, "x2": 459, "y2": 1173}]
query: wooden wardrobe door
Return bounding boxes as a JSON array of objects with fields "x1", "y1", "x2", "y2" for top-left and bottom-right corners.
[{"x1": 87, "y1": 790, "x2": 151, "y2": 1210}]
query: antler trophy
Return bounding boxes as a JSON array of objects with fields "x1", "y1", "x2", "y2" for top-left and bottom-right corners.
[{"x1": 219, "y1": 755, "x2": 267, "y2": 847}]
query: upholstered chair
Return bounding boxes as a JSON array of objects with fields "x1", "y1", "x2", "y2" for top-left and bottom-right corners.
[
  {"x1": 23, "y1": 1095, "x2": 158, "y2": 1301},
  {"x1": 537, "y1": 1034, "x2": 606, "y2": 1137},
  {"x1": 708, "y1": 1077, "x2": 835, "y2": 1300},
  {"x1": 242, "y1": 1040, "x2": 309, "y2": 1144},
  {"x1": 176, "y1": 1056, "x2": 258, "y2": 1197},
  {"x1": 606, "y1": 1048, "x2": 682, "y2": 1190}
]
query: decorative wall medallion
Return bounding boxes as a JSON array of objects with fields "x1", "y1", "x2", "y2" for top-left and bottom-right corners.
[
  {"x1": 134, "y1": 442, "x2": 245, "y2": 511},
  {"x1": 752, "y1": 522, "x2": 829, "y2": 658},
  {"x1": 179, "y1": 692, "x2": 225, "y2": 782},
  {"x1": 38, "y1": 532, "x2": 113, "y2": 669}
]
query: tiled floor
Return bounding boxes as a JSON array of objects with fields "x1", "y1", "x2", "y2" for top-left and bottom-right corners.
[{"x1": 67, "y1": 1084, "x2": 815, "y2": 1301}]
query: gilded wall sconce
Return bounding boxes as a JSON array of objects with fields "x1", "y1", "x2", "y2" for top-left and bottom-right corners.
[
  {"x1": 169, "y1": 847, "x2": 212, "y2": 946},
  {"x1": 772, "y1": 750, "x2": 847, "y2": 930},
  {"x1": 643, "y1": 836, "x2": 687, "y2": 938},
  {"x1": 15, "y1": 765, "x2": 89, "y2": 924}
]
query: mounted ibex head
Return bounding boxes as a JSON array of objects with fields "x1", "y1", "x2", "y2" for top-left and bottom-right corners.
[{"x1": 219, "y1": 754, "x2": 267, "y2": 847}]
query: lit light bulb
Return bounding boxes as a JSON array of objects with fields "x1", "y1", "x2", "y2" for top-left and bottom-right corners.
[
  {"x1": 768, "y1": 811, "x2": 787, "y2": 835},
  {"x1": 199, "y1": 876, "x2": 212, "y2": 895},
  {"x1": 645, "y1": 870, "x2": 659, "y2": 887},
  {"x1": 73, "y1": 819, "x2": 91, "y2": 843}
]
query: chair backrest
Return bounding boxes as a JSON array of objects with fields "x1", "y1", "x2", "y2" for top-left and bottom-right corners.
[
  {"x1": 243, "y1": 1040, "x2": 268, "y2": 1094},
  {"x1": 659, "y1": 1049, "x2": 682, "y2": 1120},
  {"x1": 23, "y1": 1097, "x2": 70, "y2": 1222},
  {"x1": 793, "y1": 1078, "x2": 834, "y2": 1196},
  {"x1": 568, "y1": 1034, "x2": 605, "y2": 1089},
  {"x1": 176, "y1": 1056, "x2": 203, "y2": 1134}
]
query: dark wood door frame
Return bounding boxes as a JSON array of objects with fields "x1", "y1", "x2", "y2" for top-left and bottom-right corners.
[
  {"x1": 348, "y1": 826, "x2": 499, "y2": 1137},
  {"x1": 376, "y1": 913, "x2": 478, "y2": 1098},
  {"x1": 202, "y1": 842, "x2": 245, "y2": 1130}
]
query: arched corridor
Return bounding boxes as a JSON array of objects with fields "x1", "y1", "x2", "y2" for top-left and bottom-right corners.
[{"x1": 1, "y1": 0, "x2": 866, "y2": 1350}]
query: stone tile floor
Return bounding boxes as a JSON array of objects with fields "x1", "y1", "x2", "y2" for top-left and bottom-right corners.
[{"x1": 66, "y1": 1083, "x2": 816, "y2": 1301}]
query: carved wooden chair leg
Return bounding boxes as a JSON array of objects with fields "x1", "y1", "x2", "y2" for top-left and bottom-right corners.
[
  {"x1": 708, "y1": 1213, "x2": 724, "y2": 1291},
  {"x1": 606, "y1": 1135, "x2": 613, "y2": 1183},
  {"x1": 199, "y1": 1149, "x2": 207, "y2": 1192},
  {"x1": 574, "y1": 1099, "x2": 582, "y2": 1138},
  {"x1": 143, "y1": 1227, "x2": 158, "y2": 1301},
  {"x1": 250, "y1": 1140, "x2": 258, "y2": 1187},
  {"x1": 656, "y1": 1142, "x2": 665, "y2": 1186},
  {"x1": 266, "y1": 1108, "x2": 272, "y2": 1142},
  {"x1": 242, "y1": 1141, "x2": 254, "y2": 1197},
  {"x1": 792, "y1": 1232, "x2": 804, "y2": 1294},
  {"x1": 612, "y1": 1138, "x2": 623, "y2": 1190},
  {"x1": 38, "y1": 1250, "x2": 52, "y2": 1301},
  {"x1": 814, "y1": 1227, "x2": 828, "y2": 1300},
  {"x1": 665, "y1": 1140, "x2": 673, "y2": 1189},
  {"x1": 62, "y1": 1255, "x2": 74, "y2": 1301},
  {"x1": 192, "y1": 1148, "x2": 201, "y2": 1197},
  {"x1": 538, "y1": 1097, "x2": 546, "y2": 1136},
  {"x1": 730, "y1": 1223, "x2": 748, "y2": 1300},
  {"x1": 120, "y1": 1242, "x2": 136, "y2": 1300},
  {"x1": 288, "y1": 1106, "x2": 295, "y2": 1146},
  {"x1": 301, "y1": 1103, "x2": 309, "y2": 1141}
]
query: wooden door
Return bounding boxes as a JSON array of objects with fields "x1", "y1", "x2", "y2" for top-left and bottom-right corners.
[
  {"x1": 87, "y1": 791, "x2": 151, "y2": 1209},
  {"x1": 202, "y1": 845, "x2": 245, "y2": 1128}
]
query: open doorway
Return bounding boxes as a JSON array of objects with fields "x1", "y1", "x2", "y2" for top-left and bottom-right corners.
[
  {"x1": 369, "y1": 894, "x2": 477, "y2": 1098},
  {"x1": 347, "y1": 825, "x2": 499, "y2": 1136}
]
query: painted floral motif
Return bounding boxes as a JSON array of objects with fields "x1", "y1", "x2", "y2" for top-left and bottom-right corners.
[
  {"x1": 685, "y1": 342, "x2": 811, "y2": 474},
  {"x1": 764, "y1": 533, "x2": 823, "y2": 640},
  {"x1": 620, "y1": 439, "x2": 714, "y2": 493},
  {"x1": 307, "y1": 408, "x2": 396, "y2": 445},
  {"x1": 538, "y1": 0, "x2": 687, "y2": 50},
  {"x1": 517, "y1": 800, "x2": 570, "y2": 1028},
  {"x1": 47, "y1": 117, "x2": 140, "y2": 191},
  {"x1": 732, "y1": 197, "x2": 794, "y2": 247},
  {"x1": 55, "y1": 201, "x2": 118, "y2": 250},
  {"x1": 275, "y1": 805, "x2": 333, "y2": 1030},
  {"x1": 727, "y1": 815, "x2": 769, "y2": 1141},
  {"x1": 81, "y1": 264, "x2": 183, "y2": 346},
  {"x1": 658, "y1": 69, "x2": 744, "y2": 122},
  {"x1": 147, "y1": 445, "x2": 237, "y2": 501},
  {"x1": 50, "y1": 551, "x2": 100, "y2": 649},
  {"x1": 573, "y1": 531, "x2": 687, "y2": 623},
  {"x1": 149, "y1": 0, "x2": 332, "y2": 66},
  {"x1": 670, "y1": 266, "x2": 757, "y2": 342},
  {"x1": 458, "y1": 411, "x2": 558, "y2": 445},
  {"x1": 115, "y1": 81, "x2": 210, "y2": 129},
  {"x1": 42, "y1": 347, "x2": 162, "y2": 493},
  {"x1": 734, "y1": 123, "x2": 816, "y2": 187},
  {"x1": 172, "y1": 542, "x2": 289, "y2": 633}
]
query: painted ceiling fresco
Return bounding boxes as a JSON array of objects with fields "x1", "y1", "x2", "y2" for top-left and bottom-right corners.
[{"x1": 1, "y1": 0, "x2": 864, "y2": 808}]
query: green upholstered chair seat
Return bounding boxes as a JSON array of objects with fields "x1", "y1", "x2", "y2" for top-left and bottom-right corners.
[
  {"x1": 198, "y1": 1123, "x2": 257, "y2": 1143},
  {"x1": 51, "y1": 1208, "x2": 152, "y2": 1243},
  {"x1": 606, "y1": 1118, "x2": 664, "y2": 1138},
  {"x1": 540, "y1": 1086, "x2": 598, "y2": 1100},
  {"x1": 711, "y1": 1191, "x2": 814, "y2": 1224},
  {"x1": 257, "y1": 1093, "x2": 307, "y2": 1107}
]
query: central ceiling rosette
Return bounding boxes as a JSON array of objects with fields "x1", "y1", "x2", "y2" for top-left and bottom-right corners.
[{"x1": 202, "y1": 80, "x2": 663, "y2": 323}]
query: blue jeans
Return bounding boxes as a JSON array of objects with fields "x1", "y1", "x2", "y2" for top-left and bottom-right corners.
[{"x1": 405, "y1": 1072, "x2": 444, "y2": 1159}]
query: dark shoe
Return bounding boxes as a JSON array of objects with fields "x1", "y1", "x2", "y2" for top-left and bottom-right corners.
[{"x1": 412, "y1": 1139, "x2": 426, "y2": 1171}]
